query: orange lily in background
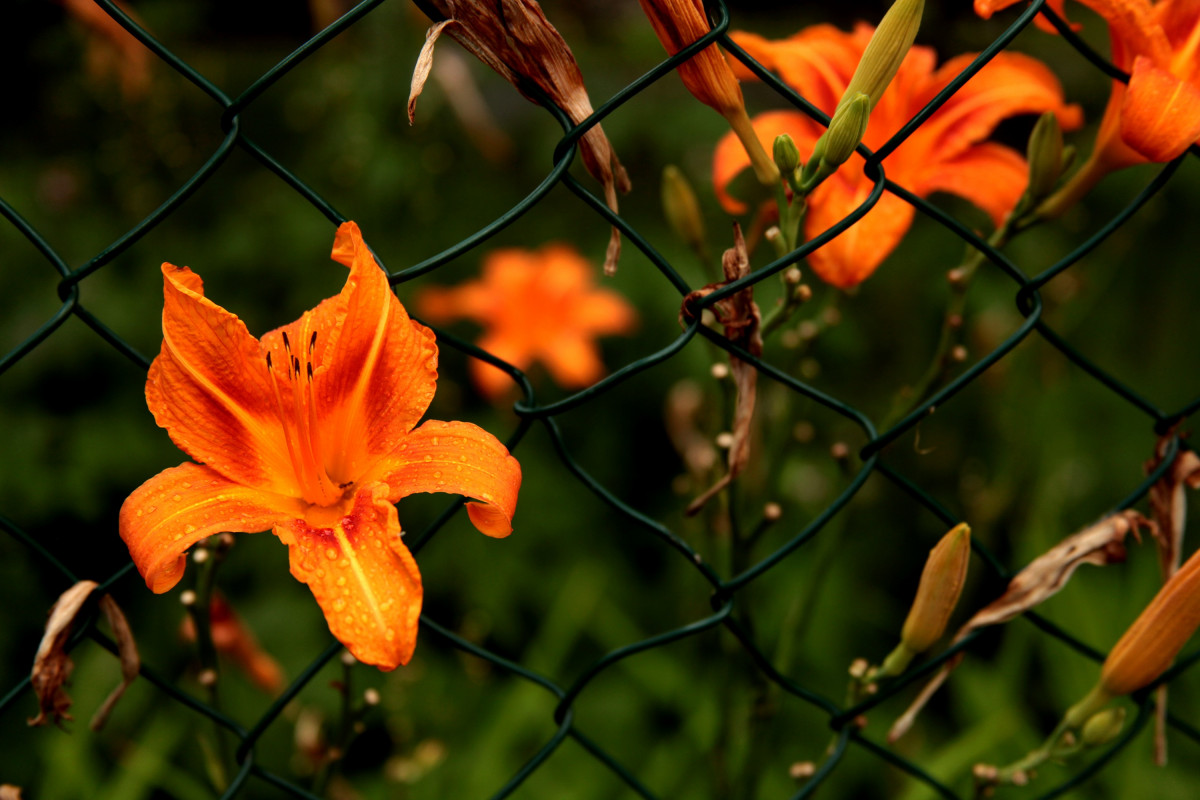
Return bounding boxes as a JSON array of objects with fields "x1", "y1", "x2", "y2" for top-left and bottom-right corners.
[
  {"x1": 713, "y1": 24, "x2": 1082, "y2": 288},
  {"x1": 119, "y1": 222, "x2": 521, "y2": 671},
  {"x1": 976, "y1": 0, "x2": 1200, "y2": 216},
  {"x1": 181, "y1": 594, "x2": 285, "y2": 693},
  {"x1": 416, "y1": 243, "x2": 637, "y2": 399}
]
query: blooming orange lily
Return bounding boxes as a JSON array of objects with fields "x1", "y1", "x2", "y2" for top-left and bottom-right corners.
[
  {"x1": 714, "y1": 23, "x2": 1082, "y2": 288},
  {"x1": 977, "y1": 0, "x2": 1200, "y2": 215},
  {"x1": 416, "y1": 243, "x2": 636, "y2": 399},
  {"x1": 119, "y1": 222, "x2": 521, "y2": 671}
]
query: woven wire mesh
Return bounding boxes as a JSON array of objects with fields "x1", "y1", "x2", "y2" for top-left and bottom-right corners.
[{"x1": 3, "y1": 0, "x2": 1199, "y2": 797}]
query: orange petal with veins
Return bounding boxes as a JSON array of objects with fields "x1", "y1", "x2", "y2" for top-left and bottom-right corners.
[
  {"x1": 368, "y1": 420, "x2": 521, "y2": 539},
  {"x1": 119, "y1": 463, "x2": 305, "y2": 593},
  {"x1": 916, "y1": 142, "x2": 1029, "y2": 227},
  {"x1": 147, "y1": 265, "x2": 296, "y2": 496},
  {"x1": 276, "y1": 482, "x2": 422, "y2": 671},
  {"x1": 1120, "y1": 55, "x2": 1200, "y2": 161}
]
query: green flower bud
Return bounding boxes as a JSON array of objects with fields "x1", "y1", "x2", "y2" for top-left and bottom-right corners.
[
  {"x1": 1026, "y1": 111, "x2": 1064, "y2": 201},
  {"x1": 900, "y1": 522, "x2": 971, "y2": 655},
  {"x1": 842, "y1": 0, "x2": 924, "y2": 113},
  {"x1": 774, "y1": 133, "x2": 802, "y2": 175},
  {"x1": 1080, "y1": 707, "x2": 1126, "y2": 748},
  {"x1": 661, "y1": 165, "x2": 707, "y2": 255},
  {"x1": 820, "y1": 92, "x2": 871, "y2": 169}
]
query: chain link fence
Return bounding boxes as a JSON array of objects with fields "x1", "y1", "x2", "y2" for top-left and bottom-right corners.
[{"x1": 2, "y1": 0, "x2": 1199, "y2": 797}]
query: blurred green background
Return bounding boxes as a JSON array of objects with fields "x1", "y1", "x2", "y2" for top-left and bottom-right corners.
[{"x1": 2, "y1": 0, "x2": 1199, "y2": 797}]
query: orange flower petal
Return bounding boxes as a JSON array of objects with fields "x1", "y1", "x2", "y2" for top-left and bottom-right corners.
[
  {"x1": 974, "y1": 0, "x2": 1073, "y2": 33},
  {"x1": 713, "y1": 110, "x2": 820, "y2": 214},
  {"x1": 147, "y1": 264, "x2": 296, "y2": 495},
  {"x1": 469, "y1": 332, "x2": 530, "y2": 399},
  {"x1": 728, "y1": 26, "x2": 863, "y2": 111},
  {"x1": 263, "y1": 222, "x2": 439, "y2": 486},
  {"x1": 539, "y1": 335, "x2": 606, "y2": 388},
  {"x1": 367, "y1": 420, "x2": 521, "y2": 539},
  {"x1": 804, "y1": 176, "x2": 916, "y2": 289},
  {"x1": 119, "y1": 463, "x2": 305, "y2": 593},
  {"x1": 1120, "y1": 54, "x2": 1200, "y2": 160},
  {"x1": 276, "y1": 482, "x2": 421, "y2": 670},
  {"x1": 915, "y1": 142, "x2": 1029, "y2": 226},
  {"x1": 910, "y1": 52, "x2": 1082, "y2": 166}
]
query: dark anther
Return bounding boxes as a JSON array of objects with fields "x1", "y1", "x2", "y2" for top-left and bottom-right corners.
[
  {"x1": 292, "y1": 356, "x2": 301, "y2": 376},
  {"x1": 339, "y1": 481, "x2": 353, "y2": 489},
  {"x1": 309, "y1": 331, "x2": 318, "y2": 352},
  {"x1": 265, "y1": 352, "x2": 273, "y2": 369},
  {"x1": 306, "y1": 362, "x2": 313, "y2": 381},
  {"x1": 282, "y1": 331, "x2": 291, "y2": 353}
]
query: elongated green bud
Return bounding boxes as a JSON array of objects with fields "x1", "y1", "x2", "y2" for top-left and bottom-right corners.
[
  {"x1": 841, "y1": 0, "x2": 924, "y2": 114},
  {"x1": 1026, "y1": 111, "x2": 1064, "y2": 201},
  {"x1": 900, "y1": 522, "x2": 971, "y2": 654},
  {"x1": 661, "y1": 165, "x2": 707, "y2": 255},
  {"x1": 797, "y1": 0, "x2": 921, "y2": 195},
  {"x1": 873, "y1": 523, "x2": 971, "y2": 679}
]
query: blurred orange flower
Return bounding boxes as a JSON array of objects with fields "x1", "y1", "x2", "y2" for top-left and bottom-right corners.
[
  {"x1": 977, "y1": 0, "x2": 1200, "y2": 213},
  {"x1": 417, "y1": 244, "x2": 637, "y2": 398},
  {"x1": 182, "y1": 594, "x2": 285, "y2": 693},
  {"x1": 713, "y1": 24, "x2": 1081, "y2": 288},
  {"x1": 120, "y1": 222, "x2": 521, "y2": 671}
]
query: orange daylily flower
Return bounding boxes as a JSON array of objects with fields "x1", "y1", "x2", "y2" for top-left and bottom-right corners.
[
  {"x1": 119, "y1": 222, "x2": 521, "y2": 671},
  {"x1": 416, "y1": 243, "x2": 637, "y2": 399},
  {"x1": 713, "y1": 24, "x2": 1082, "y2": 288},
  {"x1": 977, "y1": 0, "x2": 1200, "y2": 215}
]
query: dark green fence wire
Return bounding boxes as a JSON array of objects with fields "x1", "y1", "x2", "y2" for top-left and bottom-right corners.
[{"x1": 2, "y1": 0, "x2": 1199, "y2": 797}]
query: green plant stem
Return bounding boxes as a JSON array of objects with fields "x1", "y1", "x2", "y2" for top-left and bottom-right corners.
[
  {"x1": 313, "y1": 658, "x2": 356, "y2": 796},
  {"x1": 189, "y1": 538, "x2": 230, "y2": 791},
  {"x1": 880, "y1": 217, "x2": 1018, "y2": 432}
]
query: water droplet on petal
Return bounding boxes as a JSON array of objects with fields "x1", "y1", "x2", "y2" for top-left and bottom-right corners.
[
  {"x1": 182, "y1": 482, "x2": 192, "y2": 489},
  {"x1": 185, "y1": 524, "x2": 196, "y2": 534},
  {"x1": 336, "y1": 576, "x2": 346, "y2": 587},
  {"x1": 136, "y1": 509, "x2": 144, "y2": 518},
  {"x1": 172, "y1": 494, "x2": 182, "y2": 502},
  {"x1": 385, "y1": 628, "x2": 395, "y2": 641},
  {"x1": 423, "y1": 455, "x2": 432, "y2": 462},
  {"x1": 325, "y1": 548, "x2": 339, "y2": 560}
]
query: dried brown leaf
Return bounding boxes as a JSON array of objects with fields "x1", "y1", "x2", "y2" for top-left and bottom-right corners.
[
  {"x1": 1145, "y1": 439, "x2": 1200, "y2": 580},
  {"x1": 410, "y1": 0, "x2": 629, "y2": 273},
  {"x1": 29, "y1": 580, "x2": 99, "y2": 727},
  {"x1": 28, "y1": 580, "x2": 140, "y2": 729},
  {"x1": 888, "y1": 511, "x2": 1152, "y2": 742},
  {"x1": 90, "y1": 594, "x2": 140, "y2": 731},
  {"x1": 683, "y1": 225, "x2": 761, "y2": 515}
]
